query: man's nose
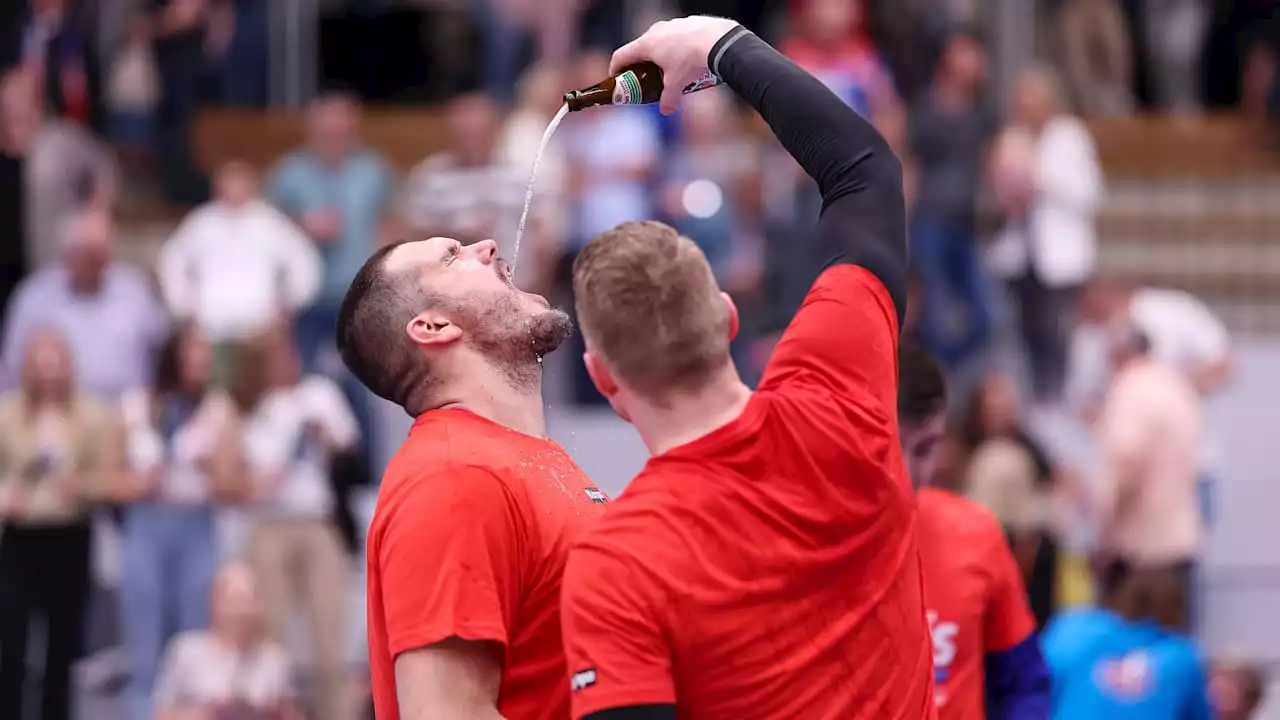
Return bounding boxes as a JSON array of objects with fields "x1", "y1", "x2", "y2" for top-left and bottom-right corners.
[{"x1": 473, "y1": 239, "x2": 499, "y2": 263}]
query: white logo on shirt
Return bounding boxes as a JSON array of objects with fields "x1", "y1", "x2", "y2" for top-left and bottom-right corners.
[{"x1": 570, "y1": 668, "x2": 597, "y2": 692}]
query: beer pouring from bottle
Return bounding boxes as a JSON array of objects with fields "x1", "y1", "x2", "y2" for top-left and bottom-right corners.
[{"x1": 563, "y1": 61, "x2": 723, "y2": 112}]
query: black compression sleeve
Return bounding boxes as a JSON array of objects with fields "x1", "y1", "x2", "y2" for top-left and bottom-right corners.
[
  {"x1": 584, "y1": 704, "x2": 678, "y2": 720},
  {"x1": 709, "y1": 26, "x2": 907, "y2": 325}
]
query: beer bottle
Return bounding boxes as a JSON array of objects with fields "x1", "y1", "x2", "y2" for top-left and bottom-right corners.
[{"x1": 563, "y1": 61, "x2": 722, "y2": 112}]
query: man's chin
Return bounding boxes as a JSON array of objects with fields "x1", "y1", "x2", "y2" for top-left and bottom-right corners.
[{"x1": 528, "y1": 306, "x2": 574, "y2": 358}]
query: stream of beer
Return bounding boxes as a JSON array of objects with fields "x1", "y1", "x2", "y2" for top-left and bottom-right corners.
[{"x1": 513, "y1": 102, "x2": 571, "y2": 271}]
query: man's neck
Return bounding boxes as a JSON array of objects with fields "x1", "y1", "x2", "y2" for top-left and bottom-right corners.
[
  {"x1": 630, "y1": 365, "x2": 752, "y2": 456},
  {"x1": 433, "y1": 363, "x2": 548, "y2": 438}
]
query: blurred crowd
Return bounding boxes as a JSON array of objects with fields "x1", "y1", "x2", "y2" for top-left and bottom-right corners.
[{"x1": 0, "y1": 0, "x2": 1276, "y2": 719}]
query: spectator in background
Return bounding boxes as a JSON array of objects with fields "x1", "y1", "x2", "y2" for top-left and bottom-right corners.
[
  {"x1": 1070, "y1": 280, "x2": 1233, "y2": 523},
  {"x1": 159, "y1": 161, "x2": 322, "y2": 383},
  {"x1": 1142, "y1": 0, "x2": 1208, "y2": 113},
  {"x1": 1093, "y1": 325, "x2": 1202, "y2": 627},
  {"x1": 496, "y1": 63, "x2": 568, "y2": 297},
  {"x1": 105, "y1": 12, "x2": 160, "y2": 152},
  {"x1": 15, "y1": 0, "x2": 106, "y2": 131},
  {"x1": 563, "y1": 49, "x2": 661, "y2": 251},
  {"x1": 1, "y1": 67, "x2": 117, "y2": 270},
  {"x1": 1211, "y1": 658, "x2": 1267, "y2": 720},
  {"x1": 267, "y1": 91, "x2": 396, "y2": 374},
  {"x1": 150, "y1": 0, "x2": 212, "y2": 204},
  {"x1": 401, "y1": 92, "x2": 528, "y2": 248},
  {"x1": 781, "y1": 0, "x2": 903, "y2": 147},
  {"x1": 1057, "y1": 0, "x2": 1134, "y2": 117},
  {"x1": 661, "y1": 89, "x2": 761, "y2": 292},
  {"x1": 232, "y1": 325, "x2": 360, "y2": 720},
  {"x1": 562, "y1": 49, "x2": 660, "y2": 404},
  {"x1": 990, "y1": 66, "x2": 1102, "y2": 404},
  {"x1": 113, "y1": 323, "x2": 243, "y2": 720},
  {"x1": 661, "y1": 89, "x2": 763, "y2": 375},
  {"x1": 957, "y1": 371, "x2": 1065, "y2": 629},
  {"x1": 2, "y1": 207, "x2": 167, "y2": 399},
  {"x1": 1042, "y1": 565, "x2": 1211, "y2": 718},
  {"x1": 908, "y1": 28, "x2": 997, "y2": 372},
  {"x1": 0, "y1": 328, "x2": 110, "y2": 720},
  {"x1": 153, "y1": 562, "x2": 298, "y2": 720}
]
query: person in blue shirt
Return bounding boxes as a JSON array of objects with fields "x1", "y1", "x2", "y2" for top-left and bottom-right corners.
[{"x1": 1042, "y1": 562, "x2": 1212, "y2": 719}]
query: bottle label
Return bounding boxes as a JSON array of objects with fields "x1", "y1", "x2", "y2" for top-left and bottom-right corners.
[{"x1": 612, "y1": 71, "x2": 644, "y2": 105}]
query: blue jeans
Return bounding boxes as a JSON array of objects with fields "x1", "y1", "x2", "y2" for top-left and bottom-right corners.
[
  {"x1": 118, "y1": 504, "x2": 218, "y2": 720},
  {"x1": 911, "y1": 214, "x2": 996, "y2": 368}
]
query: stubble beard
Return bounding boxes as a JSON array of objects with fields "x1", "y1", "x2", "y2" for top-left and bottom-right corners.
[{"x1": 468, "y1": 293, "x2": 575, "y2": 391}]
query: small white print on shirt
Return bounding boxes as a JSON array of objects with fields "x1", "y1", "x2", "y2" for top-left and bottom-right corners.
[{"x1": 571, "y1": 668, "x2": 597, "y2": 692}]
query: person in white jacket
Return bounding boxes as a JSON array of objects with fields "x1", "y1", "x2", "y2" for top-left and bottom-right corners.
[
  {"x1": 991, "y1": 65, "x2": 1104, "y2": 403},
  {"x1": 157, "y1": 161, "x2": 322, "y2": 381}
]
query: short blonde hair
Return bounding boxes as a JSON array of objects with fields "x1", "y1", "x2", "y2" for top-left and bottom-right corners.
[{"x1": 573, "y1": 221, "x2": 730, "y2": 400}]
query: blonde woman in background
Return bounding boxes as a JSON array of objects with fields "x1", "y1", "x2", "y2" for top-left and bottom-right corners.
[
  {"x1": 114, "y1": 322, "x2": 243, "y2": 720},
  {"x1": 231, "y1": 325, "x2": 360, "y2": 720},
  {"x1": 0, "y1": 328, "x2": 112, "y2": 720},
  {"x1": 154, "y1": 562, "x2": 300, "y2": 720}
]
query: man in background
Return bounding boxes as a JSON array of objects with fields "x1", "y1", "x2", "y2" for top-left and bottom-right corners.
[
  {"x1": 1093, "y1": 325, "x2": 1202, "y2": 626},
  {"x1": 2, "y1": 207, "x2": 166, "y2": 398},
  {"x1": 899, "y1": 343, "x2": 1051, "y2": 719},
  {"x1": 1069, "y1": 277, "x2": 1233, "y2": 525},
  {"x1": 908, "y1": 28, "x2": 997, "y2": 372}
]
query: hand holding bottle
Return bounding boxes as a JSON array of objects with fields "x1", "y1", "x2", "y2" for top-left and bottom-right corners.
[{"x1": 609, "y1": 16, "x2": 740, "y2": 115}]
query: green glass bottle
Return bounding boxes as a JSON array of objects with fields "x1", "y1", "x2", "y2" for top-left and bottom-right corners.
[{"x1": 563, "y1": 61, "x2": 722, "y2": 112}]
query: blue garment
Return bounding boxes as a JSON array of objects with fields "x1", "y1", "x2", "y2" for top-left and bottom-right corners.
[
  {"x1": 985, "y1": 635, "x2": 1053, "y2": 720},
  {"x1": 1042, "y1": 608, "x2": 1212, "y2": 720},
  {"x1": 118, "y1": 503, "x2": 217, "y2": 720},
  {"x1": 267, "y1": 148, "x2": 396, "y2": 306},
  {"x1": 910, "y1": 212, "x2": 996, "y2": 368}
]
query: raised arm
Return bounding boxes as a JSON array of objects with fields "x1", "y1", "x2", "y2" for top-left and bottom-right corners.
[{"x1": 709, "y1": 25, "x2": 907, "y2": 320}]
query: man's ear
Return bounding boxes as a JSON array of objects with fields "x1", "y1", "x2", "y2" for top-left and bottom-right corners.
[
  {"x1": 584, "y1": 350, "x2": 632, "y2": 423},
  {"x1": 406, "y1": 312, "x2": 463, "y2": 348},
  {"x1": 583, "y1": 351, "x2": 617, "y2": 399},
  {"x1": 721, "y1": 291, "x2": 740, "y2": 342}
]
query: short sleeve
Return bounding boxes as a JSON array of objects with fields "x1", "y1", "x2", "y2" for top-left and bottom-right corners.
[
  {"x1": 304, "y1": 377, "x2": 360, "y2": 449},
  {"x1": 152, "y1": 634, "x2": 193, "y2": 709},
  {"x1": 561, "y1": 545, "x2": 675, "y2": 718},
  {"x1": 376, "y1": 466, "x2": 526, "y2": 659},
  {"x1": 983, "y1": 528, "x2": 1037, "y2": 654},
  {"x1": 757, "y1": 265, "x2": 898, "y2": 416}
]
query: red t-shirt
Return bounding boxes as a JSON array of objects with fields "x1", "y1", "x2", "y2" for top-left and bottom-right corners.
[
  {"x1": 561, "y1": 265, "x2": 936, "y2": 719},
  {"x1": 367, "y1": 408, "x2": 608, "y2": 720},
  {"x1": 916, "y1": 488, "x2": 1037, "y2": 719}
]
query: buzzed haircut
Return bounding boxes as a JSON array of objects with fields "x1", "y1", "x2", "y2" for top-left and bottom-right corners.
[
  {"x1": 336, "y1": 240, "x2": 438, "y2": 413},
  {"x1": 573, "y1": 221, "x2": 730, "y2": 400},
  {"x1": 898, "y1": 343, "x2": 947, "y2": 427}
]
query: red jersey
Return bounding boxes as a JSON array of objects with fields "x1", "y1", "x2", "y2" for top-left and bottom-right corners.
[
  {"x1": 366, "y1": 409, "x2": 608, "y2": 720},
  {"x1": 561, "y1": 265, "x2": 936, "y2": 719},
  {"x1": 916, "y1": 488, "x2": 1037, "y2": 719}
]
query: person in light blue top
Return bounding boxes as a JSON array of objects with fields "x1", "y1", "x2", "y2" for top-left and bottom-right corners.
[
  {"x1": 266, "y1": 91, "x2": 396, "y2": 369},
  {"x1": 1042, "y1": 562, "x2": 1212, "y2": 720},
  {"x1": 267, "y1": 90, "x2": 395, "y2": 457}
]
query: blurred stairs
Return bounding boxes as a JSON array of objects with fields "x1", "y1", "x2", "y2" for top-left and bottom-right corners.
[{"x1": 1089, "y1": 116, "x2": 1280, "y2": 335}]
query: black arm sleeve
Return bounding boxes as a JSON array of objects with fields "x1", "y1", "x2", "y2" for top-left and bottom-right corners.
[
  {"x1": 584, "y1": 705, "x2": 678, "y2": 720},
  {"x1": 709, "y1": 26, "x2": 907, "y2": 325}
]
